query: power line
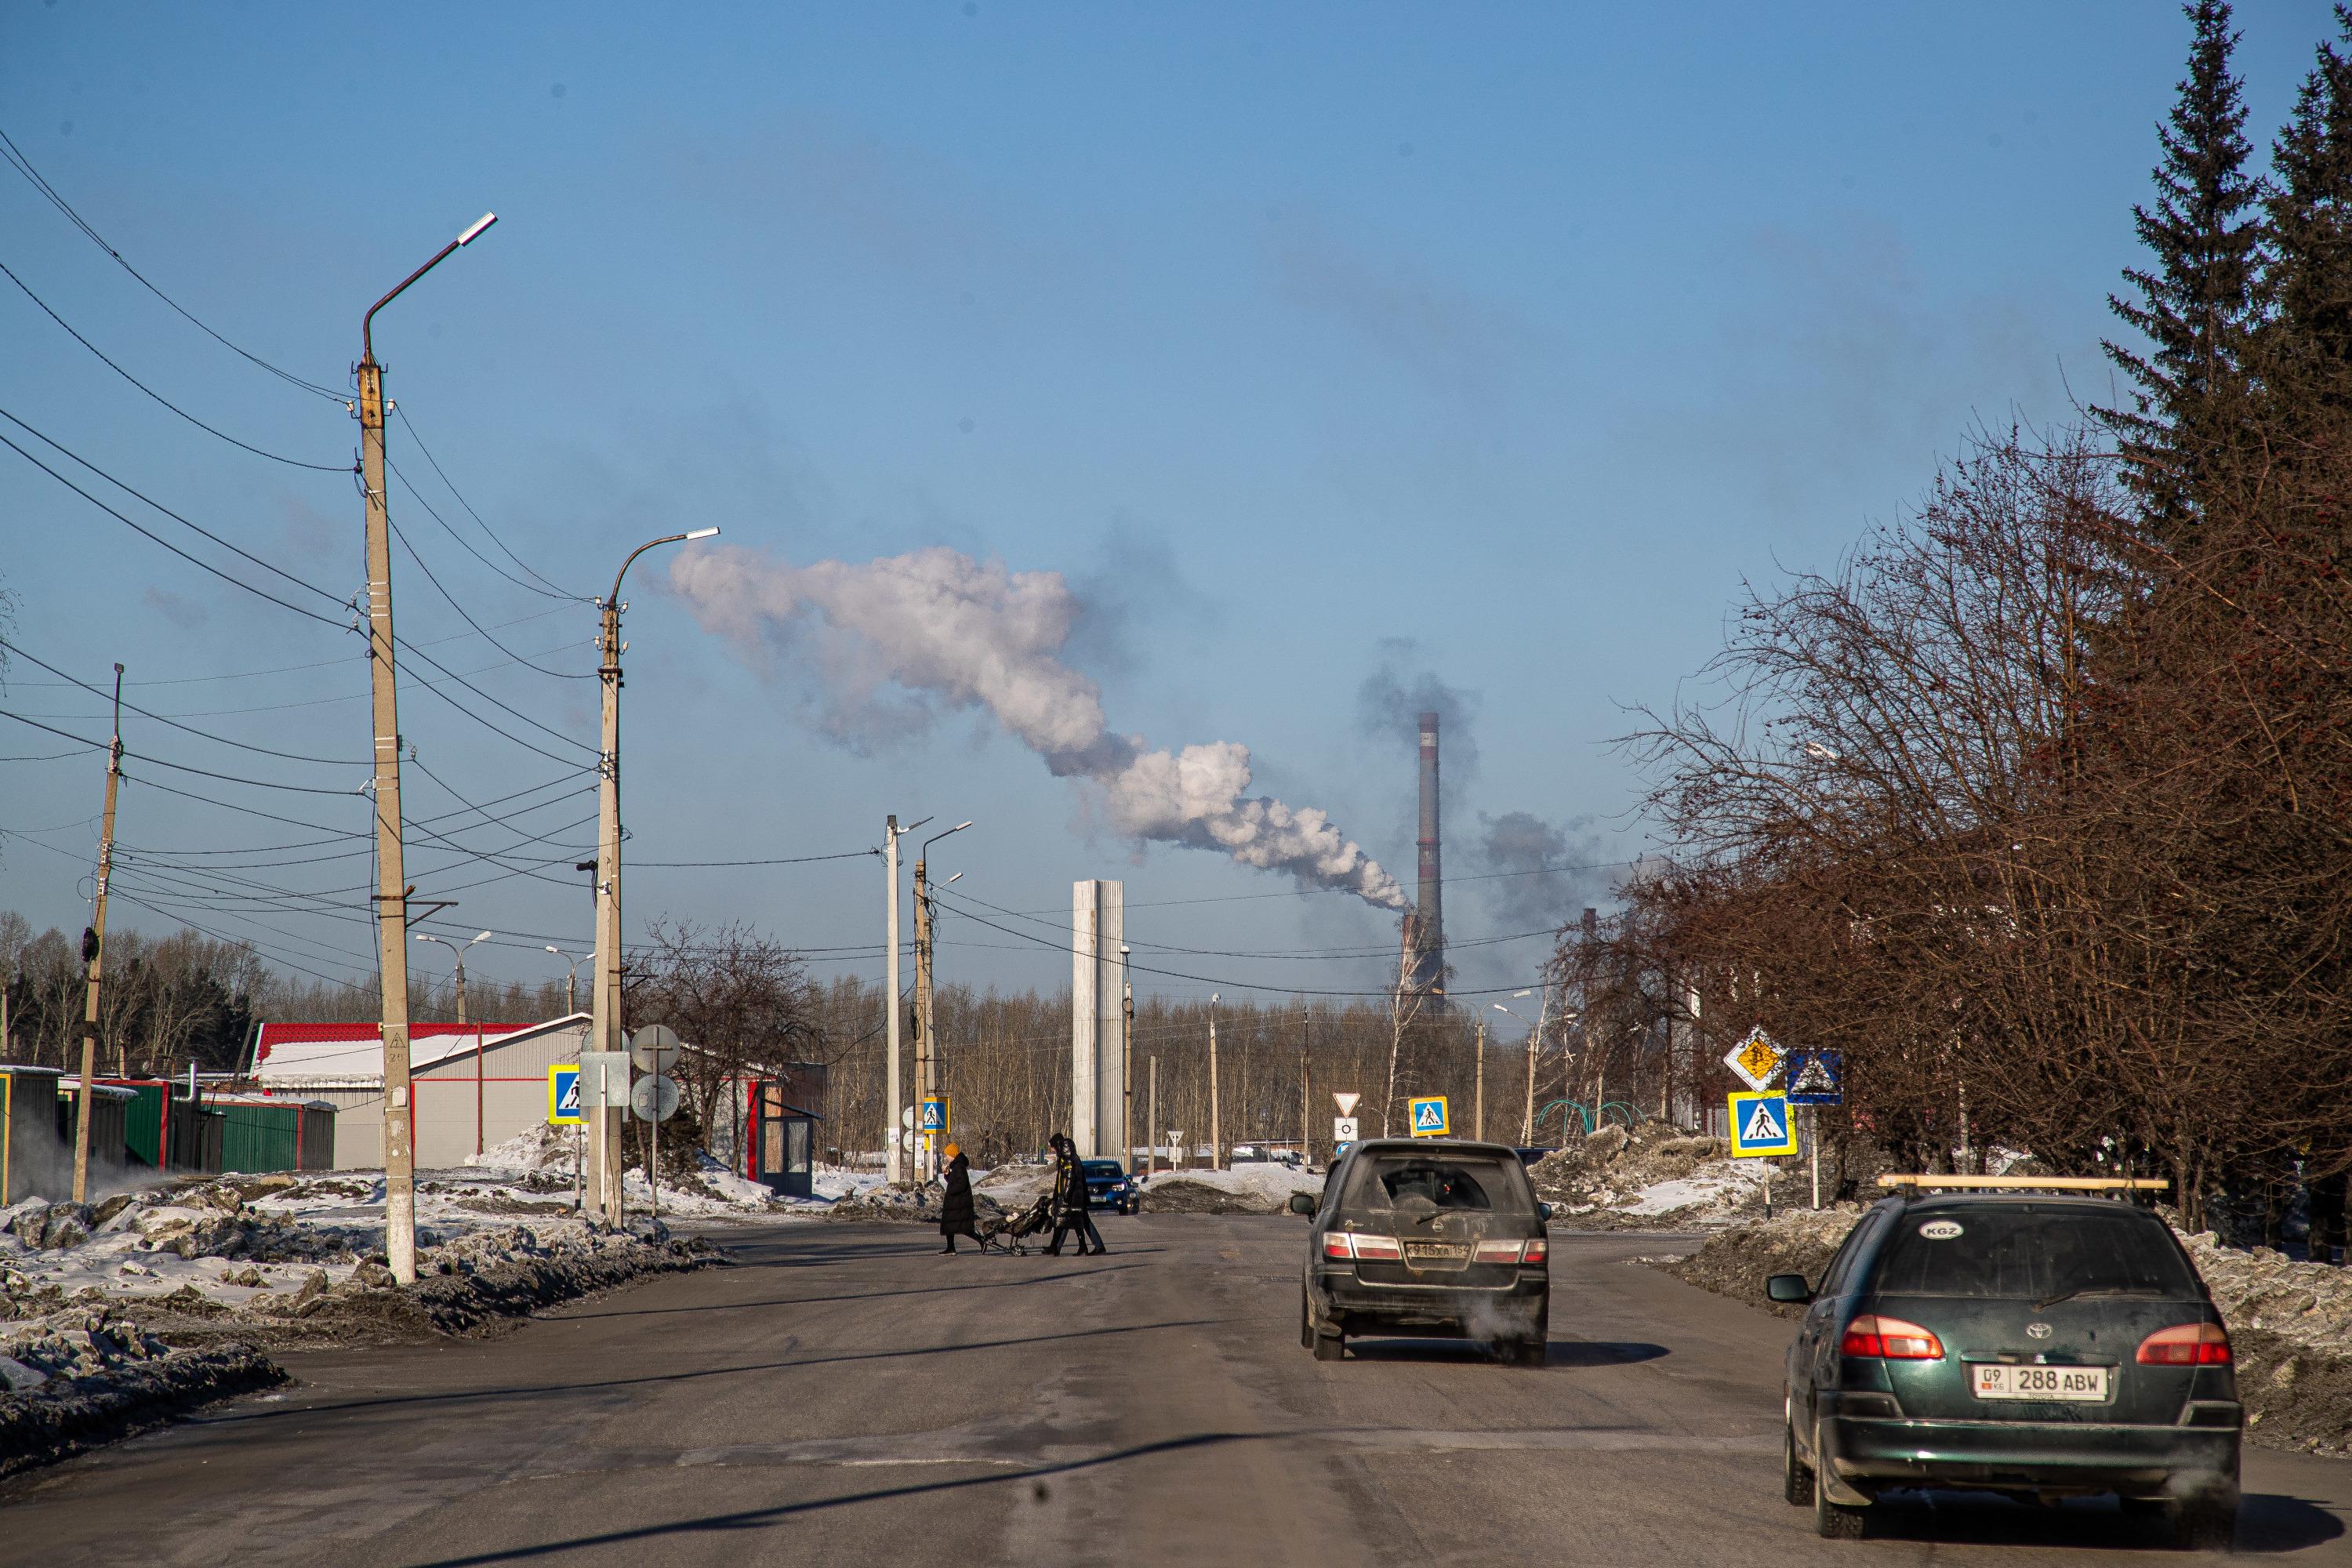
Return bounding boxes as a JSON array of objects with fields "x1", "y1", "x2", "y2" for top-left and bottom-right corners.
[
  {"x1": 0, "y1": 636, "x2": 368, "y2": 768},
  {"x1": 385, "y1": 511, "x2": 589, "y2": 680},
  {"x1": 0, "y1": 408, "x2": 350, "y2": 626},
  {"x1": 390, "y1": 406, "x2": 583, "y2": 601},
  {"x1": 0, "y1": 124, "x2": 344, "y2": 401},
  {"x1": 0, "y1": 255, "x2": 347, "y2": 470}
]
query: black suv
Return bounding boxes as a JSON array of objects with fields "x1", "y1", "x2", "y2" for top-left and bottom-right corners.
[
  {"x1": 1772, "y1": 1192, "x2": 2241, "y2": 1546},
  {"x1": 1290, "y1": 1138, "x2": 1552, "y2": 1364}
]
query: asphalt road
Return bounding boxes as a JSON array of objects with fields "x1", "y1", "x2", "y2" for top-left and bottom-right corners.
[{"x1": 7, "y1": 1217, "x2": 2352, "y2": 1566}]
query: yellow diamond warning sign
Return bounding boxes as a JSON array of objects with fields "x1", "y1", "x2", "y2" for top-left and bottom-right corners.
[{"x1": 1723, "y1": 1027, "x2": 1784, "y2": 1094}]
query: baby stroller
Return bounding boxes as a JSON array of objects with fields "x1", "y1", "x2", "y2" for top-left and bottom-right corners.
[{"x1": 979, "y1": 1193, "x2": 1055, "y2": 1254}]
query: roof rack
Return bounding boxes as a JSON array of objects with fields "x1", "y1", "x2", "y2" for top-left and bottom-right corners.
[{"x1": 1877, "y1": 1174, "x2": 2169, "y2": 1193}]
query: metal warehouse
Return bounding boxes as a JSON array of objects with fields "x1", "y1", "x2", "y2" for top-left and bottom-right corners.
[{"x1": 249, "y1": 1014, "x2": 589, "y2": 1170}]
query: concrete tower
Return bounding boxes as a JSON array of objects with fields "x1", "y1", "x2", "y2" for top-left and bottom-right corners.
[{"x1": 1412, "y1": 710, "x2": 1445, "y2": 997}]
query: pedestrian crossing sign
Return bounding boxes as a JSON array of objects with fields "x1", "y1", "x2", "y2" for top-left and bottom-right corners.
[
  {"x1": 547, "y1": 1065, "x2": 584, "y2": 1127},
  {"x1": 1409, "y1": 1096, "x2": 1450, "y2": 1138},
  {"x1": 919, "y1": 1096, "x2": 950, "y2": 1136},
  {"x1": 1726, "y1": 1091, "x2": 1796, "y2": 1158}
]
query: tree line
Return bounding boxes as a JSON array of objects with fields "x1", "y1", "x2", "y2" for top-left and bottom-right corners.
[{"x1": 1586, "y1": 2, "x2": 2352, "y2": 1236}]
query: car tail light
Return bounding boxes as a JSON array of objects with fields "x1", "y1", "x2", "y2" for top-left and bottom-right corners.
[
  {"x1": 2137, "y1": 1323, "x2": 2232, "y2": 1366},
  {"x1": 1840, "y1": 1315, "x2": 1944, "y2": 1359},
  {"x1": 1350, "y1": 1233, "x2": 1403, "y2": 1260},
  {"x1": 1473, "y1": 1240, "x2": 1523, "y2": 1264},
  {"x1": 1523, "y1": 1237, "x2": 1547, "y2": 1264},
  {"x1": 1321, "y1": 1234, "x2": 1353, "y2": 1260}
]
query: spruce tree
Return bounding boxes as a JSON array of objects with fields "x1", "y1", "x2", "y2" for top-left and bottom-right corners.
[
  {"x1": 2262, "y1": 6, "x2": 2352, "y2": 433},
  {"x1": 2101, "y1": 0, "x2": 2265, "y2": 542}
]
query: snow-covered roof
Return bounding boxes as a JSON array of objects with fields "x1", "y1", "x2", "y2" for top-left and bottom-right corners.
[{"x1": 252, "y1": 1013, "x2": 589, "y2": 1085}]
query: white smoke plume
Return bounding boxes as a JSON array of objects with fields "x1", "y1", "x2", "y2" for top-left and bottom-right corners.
[{"x1": 670, "y1": 544, "x2": 1405, "y2": 908}]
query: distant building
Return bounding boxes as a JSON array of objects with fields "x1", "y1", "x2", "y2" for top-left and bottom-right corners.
[{"x1": 249, "y1": 1014, "x2": 588, "y2": 1170}]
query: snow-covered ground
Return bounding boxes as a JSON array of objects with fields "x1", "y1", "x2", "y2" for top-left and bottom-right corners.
[{"x1": 1138, "y1": 1162, "x2": 1320, "y2": 1214}]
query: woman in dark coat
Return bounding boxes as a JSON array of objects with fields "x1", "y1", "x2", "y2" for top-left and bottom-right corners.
[
  {"x1": 938, "y1": 1144, "x2": 979, "y2": 1254},
  {"x1": 1046, "y1": 1134, "x2": 1106, "y2": 1257}
]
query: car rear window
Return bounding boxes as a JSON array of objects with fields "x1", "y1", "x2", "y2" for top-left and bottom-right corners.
[
  {"x1": 1869, "y1": 1205, "x2": 2201, "y2": 1302},
  {"x1": 1347, "y1": 1154, "x2": 1532, "y2": 1214}
]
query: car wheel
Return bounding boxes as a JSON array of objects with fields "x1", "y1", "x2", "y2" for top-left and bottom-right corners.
[
  {"x1": 1299, "y1": 1289, "x2": 1316, "y2": 1351},
  {"x1": 1813, "y1": 1448, "x2": 1864, "y2": 1539},
  {"x1": 1511, "y1": 1335, "x2": 1545, "y2": 1368},
  {"x1": 1312, "y1": 1328, "x2": 1345, "y2": 1361},
  {"x1": 1783, "y1": 1422, "x2": 1813, "y2": 1508}
]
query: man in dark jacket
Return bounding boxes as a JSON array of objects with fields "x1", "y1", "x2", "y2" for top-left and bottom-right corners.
[
  {"x1": 938, "y1": 1144, "x2": 979, "y2": 1254},
  {"x1": 1045, "y1": 1134, "x2": 1106, "y2": 1257}
]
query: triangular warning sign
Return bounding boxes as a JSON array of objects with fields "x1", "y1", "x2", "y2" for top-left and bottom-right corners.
[
  {"x1": 1791, "y1": 1057, "x2": 1833, "y2": 1094},
  {"x1": 1414, "y1": 1101, "x2": 1444, "y2": 1131},
  {"x1": 1333, "y1": 1092, "x2": 1361, "y2": 1117},
  {"x1": 1741, "y1": 1101, "x2": 1784, "y2": 1144}
]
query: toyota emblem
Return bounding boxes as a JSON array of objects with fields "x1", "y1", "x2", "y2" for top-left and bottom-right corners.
[{"x1": 2026, "y1": 1322, "x2": 2053, "y2": 1340}]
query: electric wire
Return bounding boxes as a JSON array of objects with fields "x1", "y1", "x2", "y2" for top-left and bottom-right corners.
[
  {"x1": 385, "y1": 511, "x2": 589, "y2": 680},
  {"x1": 0, "y1": 426, "x2": 350, "y2": 629},
  {"x1": 0, "y1": 636, "x2": 367, "y2": 768},
  {"x1": 0, "y1": 125, "x2": 344, "y2": 401},
  {"x1": 0, "y1": 256, "x2": 347, "y2": 470}
]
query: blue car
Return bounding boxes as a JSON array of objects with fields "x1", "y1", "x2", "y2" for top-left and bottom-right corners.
[{"x1": 1083, "y1": 1159, "x2": 1138, "y2": 1215}]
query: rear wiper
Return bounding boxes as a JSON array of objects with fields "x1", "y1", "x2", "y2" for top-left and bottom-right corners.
[{"x1": 2031, "y1": 1285, "x2": 2164, "y2": 1311}]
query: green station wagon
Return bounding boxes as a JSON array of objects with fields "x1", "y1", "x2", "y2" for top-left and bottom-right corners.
[{"x1": 1770, "y1": 1189, "x2": 2241, "y2": 1548}]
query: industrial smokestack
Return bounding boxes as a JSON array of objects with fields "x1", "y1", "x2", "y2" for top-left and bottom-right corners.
[{"x1": 1414, "y1": 710, "x2": 1445, "y2": 997}]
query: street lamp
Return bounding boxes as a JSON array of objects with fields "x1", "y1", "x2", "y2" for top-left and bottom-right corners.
[
  {"x1": 586, "y1": 526, "x2": 722, "y2": 1221},
  {"x1": 360, "y1": 211, "x2": 498, "y2": 1286},
  {"x1": 544, "y1": 945, "x2": 583, "y2": 1014},
  {"x1": 912, "y1": 820, "x2": 972, "y2": 1181},
  {"x1": 415, "y1": 930, "x2": 492, "y2": 1023},
  {"x1": 1119, "y1": 942, "x2": 1133, "y2": 1169}
]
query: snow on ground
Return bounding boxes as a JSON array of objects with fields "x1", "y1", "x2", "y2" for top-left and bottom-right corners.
[{"x1": 1138, "y1": 1162, "x2": 1319, "y2": 1215}]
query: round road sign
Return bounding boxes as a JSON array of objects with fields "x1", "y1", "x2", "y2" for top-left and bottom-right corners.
[
  {"x1": 630, "y1": 1073, "x2": 681, "y2": 1123},
  {"x1": 630, "y1": 1023, "x2": 681, "y2": 1073}
]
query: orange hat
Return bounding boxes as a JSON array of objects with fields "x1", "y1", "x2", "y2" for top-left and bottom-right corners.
[{"x1": 942, "y1": 1142, "x2": 962, "y2": 1160}]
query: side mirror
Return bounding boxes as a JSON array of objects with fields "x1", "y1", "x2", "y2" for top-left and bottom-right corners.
[
  {"x1": 1537, "y1": 1202, "x2": 1554, "y2": 1223},
  {"x1": 1287, "y1": 1192, "x2": 1317, "y2": 1215},
  {"x1": 1765, "y1": 1274, "x2": 1814, "y2": 1305}
]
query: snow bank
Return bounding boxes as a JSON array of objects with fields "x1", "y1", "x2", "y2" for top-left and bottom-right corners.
[
  {"x1": 1528, "y1": 1126, "x2": 1769, "y2": 1229},
  {"x1": 0, "y1": 1306, "x2": 284, "y2": 1480},
  {"x1": 1138, "y1": 1163, "x2": 1319, "y2": 1216}
]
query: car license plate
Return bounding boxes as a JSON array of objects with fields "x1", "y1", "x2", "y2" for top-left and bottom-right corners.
[
  {"x1": 1971, "y1": 1363, "x2": 2109, "y2": 1402},
  {"x1": 1403, "y1": 1242, "x2": 1471, "y2": 1270}
]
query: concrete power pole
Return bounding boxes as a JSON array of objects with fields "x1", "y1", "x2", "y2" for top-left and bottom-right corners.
[
  {"x1": 1148, "y1": 1055, "x2": 1159, "y2": 1177},
  {"x1": 1207, "y1": 994, "x2": 1222, "y2": 1171},
  {"x1": 358, "y1": 330, "x2": 422, "y2": 1281},
  {"x1": 1473, "y1": 1015, "x2": 1486, "y2": 1143},
  {"x1": 71, "y1": 662, "x2": 123, "y2": 1205},
  {"x1": 358, "y1": 211, "x2": 497, "y2": 1283},
  {"x1": 884, "y1": 815, "x2": 903, "y2": 1186},
  {"x1": 1120, "y1": 947, "x2": 1134, "y2": 1171},
  {"x1": 913, "y1": 851, "x2": 933, "y2": 1182},
  {"x1": 591, "y1": 528, "x2": 717, "y2": 1225},
  {"x1": 1298, "y1": 1001, "x2": 1311, "y2": 1167}
]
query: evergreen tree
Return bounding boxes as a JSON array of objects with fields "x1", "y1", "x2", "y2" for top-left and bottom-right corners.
[
  {"x1": 2101, "y1": 0, "x2": 2266, "y2": 541},
  {"x1": 2262, "y1": 7, "x2": 2352, "y2": 432}
]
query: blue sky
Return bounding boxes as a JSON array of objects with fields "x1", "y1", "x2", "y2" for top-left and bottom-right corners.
[{"x1": 0, "y1": 2, "x2": 2336, "y2": 1011}]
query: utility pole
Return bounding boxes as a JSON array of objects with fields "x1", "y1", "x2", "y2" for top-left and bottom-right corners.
[
  {"x1": 913, "y1": 849, "x2": 932, "y2": 1182},
  {"x1": 592, "y1": 528, "x2": 717, "y2": 1224},
  {"x1": 1298, "y1": 1001, "x2": 1311, "y2": 1167},
  {"x1": 1522, "y1": 1007, "x2": 1540, "y2": 1145},
  {"x1": 884, "y1": 815, "x2": 903, "y2": 1185},
  {"x1": 1121, "y1": 946, "x2": 1134, "y2": 1172},
  {"x1": 1148, "y1": 1055, "x2": 1159, "y2": 1177},
  {"x1": 359, "y1": 211, "x2": 496, "y2": 1282},
  {"x1": 1474, "y1": 1015, "x2": 1486, "y2": 1143},
  {"x1": 71, "y1": 662, "x2": 123, "y2": 1205},
  {"x1": 1207, "y1": 993, "x2": 1222, "y2": 1171}
]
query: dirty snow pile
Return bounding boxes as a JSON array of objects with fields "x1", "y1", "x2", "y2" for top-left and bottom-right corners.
[
  {"x1": 824, "y1": 1181, "x2": 1007, "y2": 1226},
  {"x1": 463, "y1": 1125, "x2": 804, "y2": 1218},
  {"x1": 1653, "y1": 1203, "x2": 1861, "y2": 1314},
  {"x1": 0, "y1": 1301, "x2": 285, "y2": 1481},
  {"x1": 1138, "y1": 1163, "x2": 1319, "y2": 1216},
  {"x1": 1528, "y1": 1124, "x2": 1769, "y2": 1229},
  {"x1": 2, "y1": 1177, "x2": 715, "y2": 1341}
]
